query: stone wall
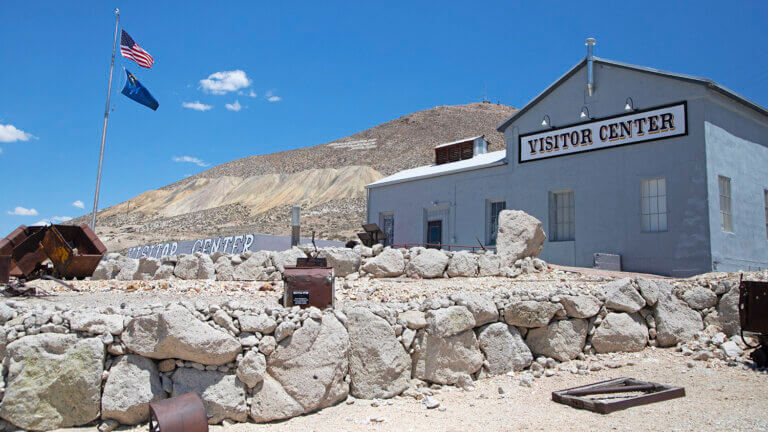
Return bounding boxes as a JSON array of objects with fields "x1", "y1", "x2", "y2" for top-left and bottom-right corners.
[
  {"x1": 0, "y1": 276, "x2": 747, "y2": 430},
  {"x1": 92, "y1": 246, "x2": 548, "y2": 282}
]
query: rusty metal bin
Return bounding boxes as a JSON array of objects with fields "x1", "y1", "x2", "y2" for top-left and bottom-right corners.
[
  {"x1": 149, "y1": 392, "x2": 208, "y2": 432},
  {"x1": 0, "y1": 224, "x2": 106, "y2": 282},
  {"x1": 283, "y1": 257, "x2": 335, "y2": 309},
  {"x1": 739, "y1": 280, "x2": 768, "y2": 334}
]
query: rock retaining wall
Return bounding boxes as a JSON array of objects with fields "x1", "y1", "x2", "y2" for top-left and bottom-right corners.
[
  {"x1": 92, "y1": 246, "x2": 548, "y2": 281},
  {"x1": 0, "y1": 276, "x2": 749, "y2": 430}
]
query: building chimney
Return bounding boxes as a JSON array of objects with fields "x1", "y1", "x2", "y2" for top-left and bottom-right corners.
[{"x1": 586, "y1": 38, "x2": 596, "y2": 96}]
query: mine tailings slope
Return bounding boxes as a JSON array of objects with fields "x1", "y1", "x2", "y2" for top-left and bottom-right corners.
[{"x1": 72, "y1": 102, "x2": 516, "y2": 247}]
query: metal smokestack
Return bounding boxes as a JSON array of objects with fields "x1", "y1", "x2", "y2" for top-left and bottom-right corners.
[
  {"x1": 586, "y1": 38, "x2": 596, "y2": 96},
  {"x1": 291, "y1": 206, "x2": 301, "y2": 247}
]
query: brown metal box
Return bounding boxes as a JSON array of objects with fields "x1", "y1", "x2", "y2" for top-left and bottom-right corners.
[
  {"x1": 739, "y1": 280, "x2": 768, "y2": 334},
  {"x1": 283, "y1": 265, "x2": 335, "y2": 309}
]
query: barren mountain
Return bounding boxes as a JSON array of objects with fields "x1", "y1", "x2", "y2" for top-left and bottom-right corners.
[{"x1": 73, "y1": 102, "x2": 516, "y2": 251}]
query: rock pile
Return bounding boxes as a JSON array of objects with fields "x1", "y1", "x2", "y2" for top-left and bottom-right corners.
[
  {"x1": 92, "y1": 245, "x2": 548, "y2": 282},
  {"x1": 0, "y1": 273, "x2": 750, "y2": 430}
]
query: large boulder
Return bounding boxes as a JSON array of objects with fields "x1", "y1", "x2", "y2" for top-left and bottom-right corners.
[
  {"x1": 115, "y1": 256, "x2": 140, "y2": 281},
  {"x1": 591, "y1": 313, "x2": 648, "y2": 353},
  {"x1": 503, "y1": 301, "x2": 561, "y2": 328},
  {"x1": 214, "y1": 256, "x2": 235, "y2": 281},
  {"x1": 236, "y1": 350, "x2": 267, "y2": 389},
  {"x1": 319, "y1": 248, "x2": 360, "y2": 277},
  {"x1": 171, "y1": 368, "x2": 247, "y2": 424},
  {"x1": 636, "y1": 278, "x2": 662, "y2": 306},
  {"x1": 446, "y1": 251, "x2": 479, "y2": 277},
  {"x1": 272, "y1": 248, "x2": 306, "y2": 273},
  {"x1": 253, "y1": 313, "x2": 349, "y2": 421},
  {"x1": 134, "y1": 257, "x2": 160, "y2": 280},
  {"x1": 476, "y1": 323, "x2": 532, "y2": 374},
  {"x1": 495, "y1": 210, "x2": 546, "y2": 262},
  {"x1": 682, "y1": 286, "x2": 718, "y2": 310},
  {"x1": 604, "y1": 278, "x2": 646, "y2": 313},
  {"x1": 197, "y1": 254, "x2": 216, "y2": 280},
  {"x1": 0, "y1": 334, "x2": 104, "y2": 431},
  {"x1": 239, "y1": 313, "x2": 277, "y2": 334},
  {"x1": 233, "y1": 251, "x2": 271, "y2": 281},
  {"x1": 102, "y1": 354, "x2": 165, "y2": 425},
  {"x1": 559, "y1": 295, "x2": 601, "y2": 318},
  {"x1": 69, "y1": 312, "x2": 125, "y2": 335},
  {"x1": 525, "y1": 318, "x2": 587, "y2": 361},
  {"x1": 654, "y1": 291, "x2": 703, "y2": 347},
  {"x1": 477, "y1": 253, "x2": 502, "y2": 277},
  {"x1": 407, "y1": 248, "x2": 449, "y2": 279},
  {"x1": 173, "y1": 255, "x2": 199, "y2": 280},
  {"x1": 451, "y1": 293, "x2": 499, "y2": 326},
  {"x1": 92, "y1": 259, "x2": 118, "y2": 280},
  {"x1": 360, "y1": 248, "x2": 406, "y2": 277},
  {"x1": 717, "y1": 285, "x2": 740, "y2": 336},
  {"x1": 123, "y1": 304, "x2": 241, "y2": 365},
  {"x1": 411, "y1": 330, "x2": 484, "y2": 385},
  {"x1": 426, "y1": 306, "x2": 476, "y2": 337},
  {"x1": 345, "y1": 307, "x2": 410, "y2": 399}
]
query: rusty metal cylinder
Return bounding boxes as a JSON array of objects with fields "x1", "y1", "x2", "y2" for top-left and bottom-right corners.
[{"x1": 148, "y1": 392, "x2": 208, "y2": 432}]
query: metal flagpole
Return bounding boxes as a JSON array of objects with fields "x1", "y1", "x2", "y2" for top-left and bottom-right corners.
[{"x1": 91, "y1": 8, "x2": 120, "y2": 230}]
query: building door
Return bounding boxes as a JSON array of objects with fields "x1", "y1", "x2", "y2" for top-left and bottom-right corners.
[
  {"x1": 427, "y1": 220, "x2": 442, "y2": 248},
  {"x1": 380, "y1": 213, "x2": 394, "y2": 246}
]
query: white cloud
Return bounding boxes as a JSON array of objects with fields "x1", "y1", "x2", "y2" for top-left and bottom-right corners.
[
  {"x1": 267, "y1": 96, "x2": 281, "y2": 102},
  {"x1": 72, "y1": 200, "x2": 85, "y2": 209},
  {"x1": 225, "y1": 100, "x2": 242, "y2": 112},
  {"x1": 0, "y1": 147, "x2": 3, "y2": 154},
  {"x1": 32, "y1": 216, "x2": 72, "y2": 226},
  {"x1": 0, "y1": 124, "x2": 34, "y2": 143},
  {"x1": 7, "y1": 206, "x2": 38, "y2": 216},
  {"x1": 172, "y1": 155, "x2": 209, "y2": 167},
  {"x1": 200, "y1": 70, "x2": 251, "y2": 95},
  {"x1": 182, "y1": 101, "x2": 213, "y2": 111}
]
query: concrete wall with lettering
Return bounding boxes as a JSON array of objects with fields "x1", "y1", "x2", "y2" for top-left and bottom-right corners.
[
  {"x1": 126, "y1": 233, "x2": 343, "y2": 259},
  {"x1": 369, "y1": 60, "x2": 768, "y2": 276}
]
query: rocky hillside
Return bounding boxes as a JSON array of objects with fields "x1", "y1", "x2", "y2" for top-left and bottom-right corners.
[{"x1": 74, "y1": 102, "x2": 516, "y2": 251}]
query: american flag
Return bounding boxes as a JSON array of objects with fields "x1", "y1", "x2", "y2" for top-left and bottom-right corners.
[{"x1": 120, "y1": 30, "x2": 154, "y2": 69}]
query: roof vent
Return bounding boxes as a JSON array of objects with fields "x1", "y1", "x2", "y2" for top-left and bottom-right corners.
[{"x1": 586, "y1": 38, "x2": 596, "y2": 96}]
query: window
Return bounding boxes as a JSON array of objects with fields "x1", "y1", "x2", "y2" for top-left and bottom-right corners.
[
  {"x1": 641, "y1": 178, "x2": 668, "y2": 232},
  {"x1": 486, "y1": 200, "x2": 506, "y2": 245},
  {"x1": 380, "y1": 212, "x2": 394, "y2": 246},
  {"x1": 764, "y1": 189, "x2": 768, "y2": 239},
  {"x1": 719, "y1": 176, "x2": 733, "y2": 232},
  {"x1": 550, "y1": 191, "x2": 575, "y2": 241}
]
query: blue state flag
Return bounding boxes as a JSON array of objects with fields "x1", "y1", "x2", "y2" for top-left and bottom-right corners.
[{"x1": 121, "y1": 69, "x2": 159, "y2": 110}]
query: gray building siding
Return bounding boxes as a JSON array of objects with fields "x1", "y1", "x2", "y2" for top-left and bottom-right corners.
[{"x1": 367, "y1": 59, "x2": 768, "y2": 276}]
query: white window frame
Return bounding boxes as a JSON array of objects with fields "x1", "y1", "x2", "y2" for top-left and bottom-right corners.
[
  {"x1": 550, "y1": 190, "x2": 575, "y2": 242},
  {"x1": 641, "y1": 178, "x2": 668, "y2": 233},
  {"x1": 718, "y1": 176, "x2": 733, "y2": 232},
  {"x1": 486, "y1": 199, "x2": 506, "y2": 246},
  {"x1": 764, "y1": 189, "x2": 767, "y2": 239}
]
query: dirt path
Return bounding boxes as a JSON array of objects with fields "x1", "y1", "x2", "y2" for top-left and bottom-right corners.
[{"x1": 54, "y1": 350, "x2": 767, "y2": 432}]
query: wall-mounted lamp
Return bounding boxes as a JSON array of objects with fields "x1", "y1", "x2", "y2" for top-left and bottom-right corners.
[
  {"x1": 625, "y1": 97, "x2": 637, "y2": 112},
  {"x1": 579, "y1": 106, "x2": 592, "y2": 119},
  {"x1": 541, "y1": 115, "x2": 552, "y2": 127}
]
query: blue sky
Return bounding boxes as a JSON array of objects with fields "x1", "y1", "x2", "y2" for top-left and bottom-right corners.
[{"x1": 2, "y1": 1, "x2": 767, "y2": 234}]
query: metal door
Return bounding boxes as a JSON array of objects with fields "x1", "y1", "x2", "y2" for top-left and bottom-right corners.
[{"x1": 427, "y1": 220, "x2": 442, "y2": 248}]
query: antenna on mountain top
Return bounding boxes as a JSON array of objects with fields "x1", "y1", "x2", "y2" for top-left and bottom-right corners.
[{"x1": 481, "y1": 84, "x2": 488, "y2": 103}]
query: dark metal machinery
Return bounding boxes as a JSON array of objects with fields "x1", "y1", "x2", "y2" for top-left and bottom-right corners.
[
  {"x1": 739, "y1": 278, "x2": 768, "y2": 367},
  {"x1": 552, "y1": 377, "x2": 685, "y2": 414},
  {"x1": 149, "y1": 392, "x2": 209, "y2": 432},
  {"x1": 283, "y1": 257, "x2": 335, "y2": 309},
  {"x1": 0, "y1": 224, "x2": 106, "y2": 283}
]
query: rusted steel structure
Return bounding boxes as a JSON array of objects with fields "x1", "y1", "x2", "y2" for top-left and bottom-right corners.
[
  {"x1": 283, "y1": 257, "x2": 335, "y2": 309},
  {"x1": 739, "y1": 278, "x2": 768, "y2": 367},
  {"x1": 552, "y1": 377, "x2": 685, "y2": 414},
  {"x1": 0, "y1": 224, "x2": 106, "y2": 283},
  {"x1": 148, "y1": 392, "x2": 208, "y2": 432}
]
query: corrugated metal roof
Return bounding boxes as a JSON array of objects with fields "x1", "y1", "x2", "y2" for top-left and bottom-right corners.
[
  {"x1": 434, "y1": 135, "x2": 482, "y2": 149},
  {"x1": 497, "y1": 57, "x2": 768, "y2": 132},
  {"x1": 366, "y1": 150, "x2": 506, "y2": 189}
]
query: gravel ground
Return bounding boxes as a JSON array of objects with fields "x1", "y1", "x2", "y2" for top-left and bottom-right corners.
[{"x1": 52, "y1": 350, "x2": 768, "y2": 432}]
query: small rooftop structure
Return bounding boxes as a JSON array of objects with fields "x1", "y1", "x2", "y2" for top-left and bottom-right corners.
[{"x1": 434, "y1": 136, "x2": 487, "y2": 165}]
